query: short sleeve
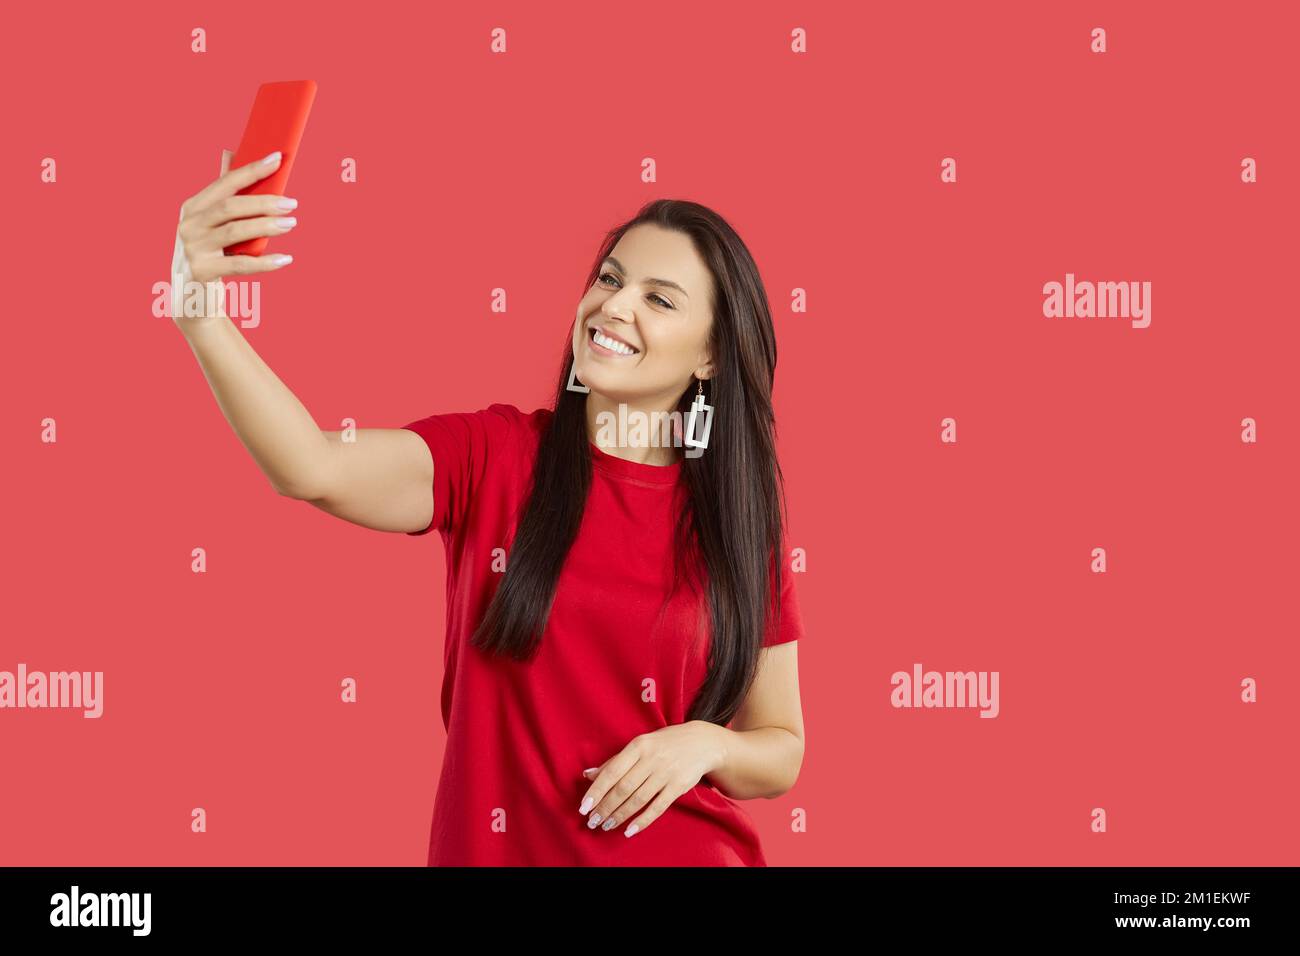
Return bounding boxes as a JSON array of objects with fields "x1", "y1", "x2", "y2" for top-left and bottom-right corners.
[
  {"x1": 762, "y1": 556, "x2": 805, "y2": 647},
  {"x1": 400, "y1": 403, "x2": 519, "y2": 538}
]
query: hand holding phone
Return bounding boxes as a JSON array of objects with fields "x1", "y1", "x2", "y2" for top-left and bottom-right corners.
[
  {"x1": 171, "y1": 149, "x2": 298, "y2": 324},
  {"x1": 169, "y1": 81, "x2": 316, "y2": 324}
]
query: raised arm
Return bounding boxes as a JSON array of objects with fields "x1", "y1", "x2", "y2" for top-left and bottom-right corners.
[
  {"x1": 297, "y1": 427, "x2": 433, "y2": 534},
  {"x1": 172, "y1": 149, "x2": 434, "y2": 535}
]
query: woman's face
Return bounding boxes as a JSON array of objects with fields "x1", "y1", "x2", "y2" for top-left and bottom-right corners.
[{"x1": 571, "y1": 223, "x2": 715, "y2": 407}]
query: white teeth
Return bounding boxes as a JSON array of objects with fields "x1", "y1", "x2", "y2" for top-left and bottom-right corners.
[{"x1": 593, "y1": 329, "x2": 637, "y2": 355}]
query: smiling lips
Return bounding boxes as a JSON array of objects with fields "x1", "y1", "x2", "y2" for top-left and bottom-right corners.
[{"x1": 589, "y1": 326, "x2": 640, "y2": 356}]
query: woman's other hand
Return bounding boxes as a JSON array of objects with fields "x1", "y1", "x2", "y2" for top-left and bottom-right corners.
[{"x1": 578, "y1": 721, "x2": 727, "y2": 837}]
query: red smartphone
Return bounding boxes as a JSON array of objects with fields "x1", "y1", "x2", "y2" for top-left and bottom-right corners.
[{"x1": 223, "y1": 80, "x2": 317, "y2": 258}]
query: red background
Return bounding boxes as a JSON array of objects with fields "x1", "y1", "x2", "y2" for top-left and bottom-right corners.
[{"x1": 2, "y1": 0, "x2": 1297, "y2": 865}]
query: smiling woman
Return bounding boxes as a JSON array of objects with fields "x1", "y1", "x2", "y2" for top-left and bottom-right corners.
[
  {"x1": 392, "y1": 200, "x2": 806, "y2": 866},
  {"x1": 170, "y1": 171, "x2": 805, "y2": 866}
]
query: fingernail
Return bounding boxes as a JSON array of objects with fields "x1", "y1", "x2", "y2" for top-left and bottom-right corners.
[
  {"x1": 262, "y1": 150, "x2": 282, "y2": 165},
  {"x1": 601, "y1": 818, "x2": 618, "y2": 831},
  {"x1": 624, "y1": 824, "x2": 639, "y2": 838},
  {"x1": 275, "y1": 197, "x2": 299, "y2": 210},
  {"x1": 582, "y1": 767, "x2": 598, "y2": 775},
  {"x1": 272, "y1": 254, "x2": 293, "y2": 266},
  {"x1": 578, "y1": 797, "x2": 593, "y2": 815},
  {"x1": 275, "y1": 217, "x2": 297, "y2": 228},
  {"x1": 587, "y1": 813, "x2": 603, "y2": 829}
]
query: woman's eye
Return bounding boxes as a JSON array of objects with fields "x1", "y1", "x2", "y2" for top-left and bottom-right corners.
[{"x1": 597, "y1": 274, "x2": 674, "y2": 309}]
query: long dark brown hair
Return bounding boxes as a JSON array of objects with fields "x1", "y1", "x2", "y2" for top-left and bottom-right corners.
[{"x1": 471, "y1": 199, "x2": 788, "y2": 726}]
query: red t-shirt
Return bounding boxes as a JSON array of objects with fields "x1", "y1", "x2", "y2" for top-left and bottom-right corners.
[{"x1": 402, "y1": 402, "x2": 804, "y2": 866}]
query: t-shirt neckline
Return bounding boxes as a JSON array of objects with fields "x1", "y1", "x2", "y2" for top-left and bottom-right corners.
[{"x1": 588, "y1": 440, "x2": 683, "y2": 484}]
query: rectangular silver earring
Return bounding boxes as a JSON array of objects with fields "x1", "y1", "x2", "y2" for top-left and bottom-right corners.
[
  {"x1": 566, "y1": 361, "x2": 589, "y2": 393},
  {"x1": 683, "y1": 391, "x2": 713, "y2": 449}
]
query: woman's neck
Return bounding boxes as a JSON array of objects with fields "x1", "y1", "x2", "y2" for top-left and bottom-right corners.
[{"x1": 584, "y1": 393, "x2": 685, "y2": 467}]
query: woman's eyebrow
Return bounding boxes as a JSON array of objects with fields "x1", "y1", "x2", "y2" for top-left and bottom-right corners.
[{"x1": 602, "y1": 256, "x2": 690, "y2": 299}]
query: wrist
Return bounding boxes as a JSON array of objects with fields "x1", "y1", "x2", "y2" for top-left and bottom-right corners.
[
  {"x1": 174, "y1": 309, "x2": 232, "y2": 341},
  {"x1": 171, "y1": 277, "x2": 230, "y2": 332},
  {"x1": 695, "y1": 720, "x2": 731, "y2": 776}
]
